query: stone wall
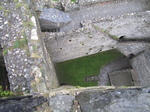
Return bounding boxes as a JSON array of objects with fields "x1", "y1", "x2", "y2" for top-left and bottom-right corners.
[
  {"x1": 48, "y1": 86, "x2": 150, "y2": 112},
  {"x1": 94, "y1": 11, "x2": 150, "y2": 39},
  {"x1": 0, "y1": 0, "x2": 59, "y2": 92},
  {"x1": 0, "y1": 95, "x2": 49, "y2": 112},
  {"x1": 44, "y1": 23, "x2": 117, "y2": 62},
  {"x1": 130, "y1": 48, "x2": 150, "y2": 87}
]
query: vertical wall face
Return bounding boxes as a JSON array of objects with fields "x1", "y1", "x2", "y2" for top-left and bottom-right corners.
[
  {"x1": 0, "y1": 0, "x2": 59, "y2": 92},
  {"x1": 131, "y1": 48, "x2": 150, "y2": 87},
  {"x1": 45, "y1": 25, "x2": 117, "y2": 63}
]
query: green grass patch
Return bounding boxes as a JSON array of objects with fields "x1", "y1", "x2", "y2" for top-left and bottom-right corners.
[
  {"x1": 55, "y1": 49, "x2": 123, "y2": 87},
  {"x1": 71, "y1": 0, "x2": 76, "y2": 2},
  {"x1": 0, "y1": 86, "x2": 24, "y2": 98}
]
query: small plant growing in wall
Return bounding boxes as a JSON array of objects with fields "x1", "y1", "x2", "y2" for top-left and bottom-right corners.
[
  {"x1": 92, "y1": 24, "x2": 119, "y2": 40},
  {"x1": 3, "y1": 46, "x2": 11, "y2": 55},
  {"x1": 15, "y1": 3, "x2": 29, "y2": 10},
  {"x1": 71, "y1": 0, "x2": 76, "y2": 2},
  {"x1": 0, "y1": 90, "x2": 13, "y2": 98},
  {"x1": 0, "y1": 86, "x2": 23, "y2": 98},
  {"x1": 14, "y1": 0, "x2": 19, "y2": 3},
  {"x1": 3, "y1": 49, "x2": 8, "y2": 55},
  {"x1": 32, "y1": 45, "x2": 37, "y2": 51},
  {"x1": 13, "y1": 37, "x2": 28, "y2": 49},
  {"x1": 23, "y1": 20, "x2": 34, "y2": 29},
  {"x1": 3, "y1": 33, "x2": 29, "y2": 55},
  {"x1": 0, "y1": 6, "x2": 4, "y2": 10}
]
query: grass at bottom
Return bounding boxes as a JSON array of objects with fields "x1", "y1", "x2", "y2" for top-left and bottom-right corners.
[{"x1": 55, "y1": 49, "x2": 123, "y2": 87}]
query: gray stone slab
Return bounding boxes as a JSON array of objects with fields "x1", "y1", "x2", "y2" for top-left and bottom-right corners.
[
  {"x1": 76, "y1": 87, "x2": 150, "y2": 112},
  {"x1": 85, "y1": 75, "x2": 99, "y2": 82},
  {"x1": 108, "y1": 69, "x2": 133, "y2": 86},
  {"x1": 38, "y1": 8, "x2": 71, "y2": 30}
]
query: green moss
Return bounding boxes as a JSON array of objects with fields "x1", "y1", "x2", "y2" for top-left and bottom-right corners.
[
  {"x1": 12, "y1": 36, "x2": 29, "y2": 55},
  {"x1": 13, "y1": 37, "x2": 28, "y2": 49},
  {"x1": 3, "y1": 47, "x2": 11, "y2": 55},
  {"x1": 15, "y1": 3, "x2": 23, "y2": 8},
  {"x1": 4, "y1": 10, "x2": 11, "y2": 17},
  {"x1": 4, "y1": 10, "x2": 11, "y2": 13},
  {"x1": 24, "y1": 4, "x2": 29, "y2": 10},
  {"x1": 55, "y1": 49, "x2": 123, "y2": 87},
  {"x1": 2, "y1": 36, "x2": 29, "y2": 55},
  {"x1": 108, "y1": 33, "x2": 119, "y2": 40},
  {"x1": 3, "y1": 49, "x2": 8, "y2": 55},
  {"x1": 14, "y1": 0, "x2": 19, "y2": 3},
  {"x1": 92, "y1": 25, "x2": 119, "y2": 40},
  {"x1": 23, "y1": 20, "x2": 34, "y2": 29},
  {"x1": 15, "y1": 3, "x2": 29, "y2": 10},
  {"x1": 72, "y1": 0, "x2": 76, "y2": 1},
  {"x1": 92, "y1": 25, "x2": 100, "y2": 30},
  {"x1": 0, "y1": 6, "x2": 4, "y2": 10},
  {"x1": 33, "y1": 45, "x2": 37, "y2": 51}
]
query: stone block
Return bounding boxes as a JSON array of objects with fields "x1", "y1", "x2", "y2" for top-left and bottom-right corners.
[
  {"x1": 49, "y1": 94, "x2": 75, "y2": 112},
  {"x1": 38, "y1": 8, "x2": 71, "y2": 31}
]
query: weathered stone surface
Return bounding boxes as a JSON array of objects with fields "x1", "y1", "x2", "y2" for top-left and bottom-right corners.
[
  {"x1": 61, "y1": 0, "x2": 150, "y2": 32},
  {"x1": 0, "y1": 2, "x2": 34, "y2": 92},
  {"x1": 0, "y1": 95, "x2": 47, "y2": 112},
  {"x1": 130, "y1": 48, "x2": 150, "y2": 87},
  {"x1": 33, "y1": 0, "x2": 76, "y2": 11},
  {"x1": 49, "y1": 94, "x2": 75, "y2": 112},
  {"x1": 76, "y1": 87, "x2": 150, "y2": 112},
  {"x1": 94, "y1": 11, "x2": 150, "y2": 39},
  {"x1": 108, "y1": 69, "x2": 133, "y2": 86},
  {"x1": 116, "y1": 42, "x2": 150, "y2": 56},
  {"x1": 38, "y1": 8, "x2": 71, "y2": 31},
  {"x1": 61, "y1": 3, "x2": 80, "y2": 12},
  {"x1": 98, "y1": 56, "x2": 132, "y2": 86},
  {"x1": 71, "y1": 100, "x2": 82, "y2": 112},
  {"x1": 78, "y1": 0, "x2": 111, "y2": 6},
  {"x1": 44, "y1": 23, "x2": 117, "y2": 62},
  {"x1": 0, "y1": 1, "x2": 59, "y2": 93}
]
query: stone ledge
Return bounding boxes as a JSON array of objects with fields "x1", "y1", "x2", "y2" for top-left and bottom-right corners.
[{"x1": 0, "y1": 95, "x2": 47, "y2": 112}]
